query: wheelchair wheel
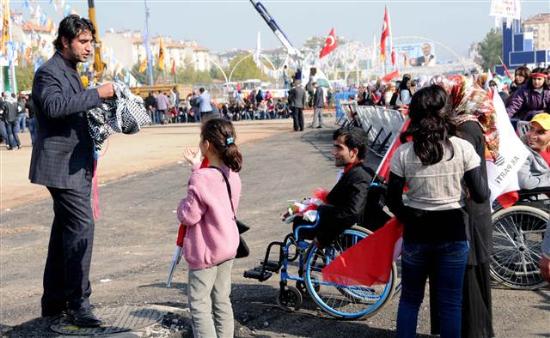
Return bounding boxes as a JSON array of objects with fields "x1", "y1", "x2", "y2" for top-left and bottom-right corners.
[
  {"x1": 277, "y1": 285, "x2": 302, "y2": 311},
  {"x1": 303, "y1": 226, "x2": 396, "y2": 319},
  {"x1": 490, "y1": 205, "x2": 549, "y2": 290}
]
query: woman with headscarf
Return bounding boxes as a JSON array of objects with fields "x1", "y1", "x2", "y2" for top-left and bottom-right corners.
[{"x1": 436, "y1": 75, "x2": 497, "y2": 338}]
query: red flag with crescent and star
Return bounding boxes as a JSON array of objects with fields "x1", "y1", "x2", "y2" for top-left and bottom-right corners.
[{"x1": 319, "y1": 28, "x2": 337, "y2": 59}]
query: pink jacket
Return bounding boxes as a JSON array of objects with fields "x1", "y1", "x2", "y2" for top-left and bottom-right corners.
[{"x1": 177, "y1": 165, "x2": 241, "y2": 270}]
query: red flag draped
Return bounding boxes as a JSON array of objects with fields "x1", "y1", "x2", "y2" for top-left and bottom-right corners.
[
  {"x1": 322, "y1": 218, "x2": 403, "y2": 286},
  {"x1": 381, "y1": 69, "x2": 400, "y2": 83},
  {"x1": 319, "y1": 28, "x2": 337, "y2": 59}
]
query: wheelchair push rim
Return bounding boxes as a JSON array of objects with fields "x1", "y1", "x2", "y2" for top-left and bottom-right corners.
[
  {"x1": 303, "y1": 226, "x2": 396, "y2": 319},
  {"x1": 490, "y1": 205, "x2": 549, "y2": 290}
]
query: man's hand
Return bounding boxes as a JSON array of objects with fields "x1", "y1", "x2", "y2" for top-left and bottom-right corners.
[
  {"x1": 97, "y1": 83, "x2": 115, "y2": 99},
  {"x1": 183, "y1": 148, "x2": 202, "y2": 166},
  {"x1": 539, "y1": 256, "x2": 550, "y2": 282}
]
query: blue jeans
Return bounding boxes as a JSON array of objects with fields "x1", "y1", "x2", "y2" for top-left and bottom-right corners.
[
  {"x1": 28, "y1": 117, "x2": 37, "y2": 145},
  {"x1": 5, "y1": 120, "x2": 20, "y2": 148},
  {"x1": 17, "y1": 114, "x2": 26, "y2": 132},
  {"x1": 396, "y1": 241, "x2": 469, "y2": 338}
]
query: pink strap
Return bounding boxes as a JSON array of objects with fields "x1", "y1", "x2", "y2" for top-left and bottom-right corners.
[{"x1": 92, "y1": 158, "x2": 101, "y2": 219}]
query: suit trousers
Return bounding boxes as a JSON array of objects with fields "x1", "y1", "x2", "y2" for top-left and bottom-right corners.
[
  {"x1": 292, "y1": 108, "x2": 304, "y2": 131},
  {"x1": 43, "y1": 183, "x2": 94, "y2": 314},
  {"x1": 312, "y1": 107, "x2": 323, "y2": 127}
]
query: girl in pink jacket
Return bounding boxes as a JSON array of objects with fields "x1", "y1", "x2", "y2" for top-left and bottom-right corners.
[{"x1": 177, "y1": 118, "x2": 242, "y2": 338}]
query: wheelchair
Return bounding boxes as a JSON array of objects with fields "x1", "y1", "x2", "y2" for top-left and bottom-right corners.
[
  {"x1": 243, "y1": 216, "x2": 397, "y2": 319},
  {"x1": 490, "y1": 187, "x2": 550, "y2": 290}
]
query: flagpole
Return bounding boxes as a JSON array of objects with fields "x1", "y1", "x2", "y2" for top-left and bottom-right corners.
[
  {"x1": 5, "y1": 0, "x2": 17, "y2": 93},
  {"x1": 144, "y1": 0, "x2": 153, "y2": 85}
]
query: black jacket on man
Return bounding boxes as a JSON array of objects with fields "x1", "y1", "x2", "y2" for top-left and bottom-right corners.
[
  {"x1": 316, "y1": 164, "x2": 372, "y2": 246},
  {"x1": 30, "y1": 52, "x2": 101, "y2": 189}
]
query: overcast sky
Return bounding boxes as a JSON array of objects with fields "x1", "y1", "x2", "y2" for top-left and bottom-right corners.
[{"x1": 13, "y1": 0, "x2": 550, "y2": 58}]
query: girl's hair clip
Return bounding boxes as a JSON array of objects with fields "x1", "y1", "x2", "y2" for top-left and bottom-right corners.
[{"x1": 226, "y1": 137, "x2": 234, "y2": 146}]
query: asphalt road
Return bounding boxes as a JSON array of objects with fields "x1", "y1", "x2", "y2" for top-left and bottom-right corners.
[{"x1": 1, "y1": 127, "x2": 549, "y2": 337}]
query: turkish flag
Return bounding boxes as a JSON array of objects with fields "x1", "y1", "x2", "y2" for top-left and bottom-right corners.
[
  {"x1": 322, "y1": 218, "x2": 403, "y2": 286},
  {"x1": 381, "y1": 69, "x2": 400, "y2": 83},
  {"x1": 319, "y1": 28, "x2": 337, "y2": 58},
  {"x1": 380, "y1": 7, "x2": 390, "y2": 61}
]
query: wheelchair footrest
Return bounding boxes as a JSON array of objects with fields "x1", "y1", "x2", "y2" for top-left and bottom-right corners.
[
  {"x1": 263, "y1": 260, "x2": 280, "y2": 272},
  {"x1": 244, "y1": 267, "x2": 273, "y2": 282}
]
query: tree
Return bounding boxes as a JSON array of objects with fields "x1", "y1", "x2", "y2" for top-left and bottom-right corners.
[
  {"x1": 15, "y1": 65, "x2": 35, "y2": 91},
  {"x1": 477, "y1": 28, "x2": 502, "y2": 70}
]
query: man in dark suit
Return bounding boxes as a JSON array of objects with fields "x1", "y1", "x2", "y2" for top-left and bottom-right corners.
[
  {"x1": 29, "y1": 15, "x2": 114, "y2": 327},
  {"x1": 312, "y1": 82, "x2": 324, "y2": 128},
  {"x1": 288, "y1": 80, "x2": 306, "y2": 131},
  {"x1": 315, "y1": 127, "x2": 372, "y2": 246}
]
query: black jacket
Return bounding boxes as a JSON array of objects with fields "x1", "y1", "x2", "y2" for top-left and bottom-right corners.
[
  {"x1": 316, "y1": 164, "x2": 372, "y2": 245},
  {"x1": 29, "y1": 52, "x2": 102, "y2": 189}
]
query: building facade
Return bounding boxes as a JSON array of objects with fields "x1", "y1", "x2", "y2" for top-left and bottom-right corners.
[{"x1": 523, "y1": 13, "x2": 550, "y2": 51}]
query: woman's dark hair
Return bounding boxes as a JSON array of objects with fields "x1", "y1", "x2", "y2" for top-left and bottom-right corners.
[
  {"x1": 398, "y1": 74, "x2": 411, "y2": 91},
  {"x1": 201, "y1": 118, "x2": 243, "y2": 172},
  {"x1": 527, "y1": 67, "x2": 549, "y2": 90},
  {"x1": 401, "y1": 84, "x2": 454, "y2": 165},
  {"x1": 333, "y1": 127, "x2": 367, "y2": 160},
  {"x1": 514, "y1": 66, "x2": 531, "y2": 82},
  {"x1": 53, "y1": 15, "x2": 96, "y2": 51}
]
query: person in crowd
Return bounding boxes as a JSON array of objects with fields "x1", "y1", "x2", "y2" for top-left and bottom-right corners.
[
  {"x1": 29, "y1": 14, "x2": 115, "y2": 327},
  {"x1": 156, "y1": 91, "x2": 170, "y2": 124},
  {"x1": 2, "y1": 92, "x2": 20, "y2": 150},
  {"x1": 0, "y1": 94, "x2": 9, "y2": 148},
  {"x1": 25, "y1": 94, "x2": 38, "y2": 145},
  {"x1": 397, "y1": 74, "x2": 413, "y2": 106},
  {"x1": 16, "y1": 93, "x2": 27, "y2": 133},
  {"x1": 275, "y1": 99, "x2": 287, "y2": 119},
  {"x1": 386, "y1": 85, "x2": 489, "y2": 338},
  {"x1": 197, "y1": 87, "x2": 214, "y2": 120},
  {"x1": 446, "y1": 75, "x2": 496, "y2": 338},
  {"x1": 506, "y1": 67, "x2": 550, "y2": 121},
  {"x1": 311, "y1": 82, "x2": 325, "y2": 128},
  {"x1": 288, "y1": 80, "x2": 306, "y2": 131},
  {"x1": 518, "y1": 112, "x2": 550, "y2": 190},
  {"x1": 383, "y1": 83, "x2": 396, "y2": 108},
  {"x1": 177, "y1": 118, "x2": 243, "y2": 338},
  {"x1": 509, "y1": 66, "x2": 530, "y2": 95},
  {"x1": 257, "y1": 100, "x2": 268, "y2": 120},
  {"x1": 489, "y1": 79, "x2": 509, "y2": 103},
  {"x1": 293, "y1": 127, "x2": 371, "y2": 247},
  {"x1": 144, "y1": 91, "x2": 157, "y2": 123}
]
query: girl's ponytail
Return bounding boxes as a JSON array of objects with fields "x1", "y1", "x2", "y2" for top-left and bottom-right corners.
[{"x1": 201, "y1": 119, "x2": 243, "y2": 172}]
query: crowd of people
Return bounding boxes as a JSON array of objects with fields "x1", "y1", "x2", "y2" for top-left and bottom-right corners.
[
  {"x1": 142, "y1": 87, "x2": 295, "y2": 126},
  {"x1": 0, "y1": 91, "x2": 37, "y2": 150}
]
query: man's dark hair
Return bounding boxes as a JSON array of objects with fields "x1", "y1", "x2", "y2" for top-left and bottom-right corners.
[
  {"x1": 53, "y1": 15, "x2": 95, "y2": 51},
  {"x1": 199, "y1": 87, "x2": 205, "y2": 93},
  {"x1": 333, "y1": 127, "x2": 367, "y2": 160}
]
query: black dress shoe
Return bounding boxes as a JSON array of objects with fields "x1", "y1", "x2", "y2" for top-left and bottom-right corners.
[{"x1": 67, "y1": 308, "x2": 103, "y2": 327}]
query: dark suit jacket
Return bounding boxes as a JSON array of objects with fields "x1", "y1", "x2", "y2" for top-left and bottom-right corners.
[
  {"x1": 314, "y1": 87, "x2": 324, "y2": 108},
  {"x1": 288, "y1": 86, "x2": 306, "y2": 109},
  {"x1": 316, "y1": 164, "x2": 372, "y2": 245},
  {"x1": 29, "y1": 52, "x2": 102, "y2": 189}
]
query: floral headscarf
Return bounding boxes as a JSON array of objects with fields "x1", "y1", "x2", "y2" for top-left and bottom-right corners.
[{"x1": 435, "y1": 75, "x2": 500, "y2": 160}]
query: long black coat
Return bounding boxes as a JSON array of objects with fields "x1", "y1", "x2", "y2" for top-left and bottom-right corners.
[
  {"x1": 29, "y1": 52, "x2": 102, "y2": 189},
  {"x1": 316, "y1": 164, "x2": 372, "y2": 245}
]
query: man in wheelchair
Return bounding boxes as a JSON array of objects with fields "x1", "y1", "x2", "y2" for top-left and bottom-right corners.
[
  {"x1": 293, "y1": 126, "x2": 374, "y2": 247},
  {"x1": 518, "y1": 112, "x2": 550, "y2": 190}
]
